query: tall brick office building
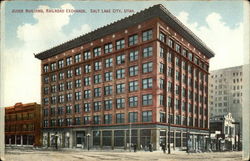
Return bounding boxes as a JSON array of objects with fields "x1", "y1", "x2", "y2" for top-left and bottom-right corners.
[{"x1": 35, "y1": 4, "x2": 214, "y2": 151}]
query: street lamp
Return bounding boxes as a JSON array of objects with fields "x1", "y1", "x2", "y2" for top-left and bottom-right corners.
[
  {"x1": 168, "y1": 115, "x2": 171, "y2": 154},
  {"x1": 87, "y1": 133, "x2": 91, "y2": 151},
  {"x1": 232, "y1": 122, "x2": 240, "y2": 151}
]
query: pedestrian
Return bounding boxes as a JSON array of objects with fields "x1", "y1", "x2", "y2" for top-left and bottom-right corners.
[
  {"x1": 133, "y1": 144, "x2": 137, "y2": 152},
  {"x1": 162, "y1": 144, "x2": 166, "y2": 153},
  {"x1": 148, "y1": 143, "x2": 153, "y2": 152}
]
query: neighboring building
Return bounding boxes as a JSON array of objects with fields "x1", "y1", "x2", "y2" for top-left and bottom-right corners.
[
  {"x1": 0, "y1": 107, "x2": 4, "y2": 159},
  {"x1": 5, "y1": 102, "x2": 42, "y2": 147},
  {"x1": 35, "y1": 4, "x2": 214, "y2": 151},
  {"x1": 208, "y1": 66, "x2": 242, "y2": 137},
  {"x1": 209, "y1": 113, "x2": 235, "y2": 151}
]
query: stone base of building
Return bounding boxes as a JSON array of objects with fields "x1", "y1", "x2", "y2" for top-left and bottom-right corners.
[{"x1": 42, "y1": 124, "x2": 209, "y2": 151}]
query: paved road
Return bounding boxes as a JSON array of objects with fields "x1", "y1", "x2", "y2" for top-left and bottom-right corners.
[{"x1": 4, "y1": 149, "x2": 242, "y2": 161}]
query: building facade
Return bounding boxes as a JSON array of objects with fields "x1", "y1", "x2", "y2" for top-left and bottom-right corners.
[
  {"x1": 0, "y1": 107, "x2": 4, "y2": 159},
  {"x1": 5, "y1": 102, "x2": 42, "y2": 147},
  {"x1": 35, "y1": 4, "x2": 214, "y2": 151},
  {"x1": 208, "y1": 66, "x2": 242, "y2": 137},
  {"x1": 209, "y1": 113, "x2": 235, "y2": 151}
]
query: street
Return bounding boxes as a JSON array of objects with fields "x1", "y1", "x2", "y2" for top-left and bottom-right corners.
[{"x1": 4, "y1": 148, "x2": 242, "y2": 161}]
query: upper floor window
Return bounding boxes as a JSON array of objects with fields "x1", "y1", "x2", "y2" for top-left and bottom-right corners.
[
  {"x1": 142, "y1": 94, "x2": 153, "y2": 106},
  {"x1": 129, "y1": 66, "x2": 138, "y2": 77},
  {"x1": 75, "y1": 67, "x2": 82, "y2": 76},
  {"x1": 116, "y1": 98, "x2": 125, "y2": 109},
  {"x1": 142, "y1": 62, "x2": 153, "y2": 73},
  {"x1": 116, "y1": 68, "x2": 125, "y2": 79},
  {"x1": 143, "y1": 46, "x2": 153, "y2": 58},
  {"x1": 142, "y1": 29, "x2": 153, "y2": 41},
  {"x1": 116, "y1": 39, "x2": 125, "y2": 50},
  {"x1": 142, "y1": 78, "x2": 153, "y2": 89},
  {"x1": 129, "y1": 112, "x2": 138, "y2": 123},
  {"x1": 74, "y1": 53, "x2": 81, "y2": 63},
  {"x1": 94, "y1": 47, "x2": 101, "y2": 57},
  {"x1": 188, "y1": 53, "x2": 193, "y2": 61},
  {"x1": 142, "y1": 111, "x2": 152, "y2": 122},
  {"x1": 175, "y1": 44, "x2": 180, "y2": 53},
  {"x1": 167, "y1": 39, "x2": 173, "y2": 48},
  {"x1": 105, "y1": 58, "x2": 113, "y2": 68},
  {"x1": 58, "y1": 60, "x2": 64, "y2": 69},
  {"x1": 128, "y1": 34, "x2": 138, "y2": 46},
  {"x1": 104, "y1": 114, "x2": 112, "y2": 124},
  {"x1": 66, "y1": 57, "x2": 73, "y2": 66},
  {"x1": 104, "y1": 43, "x2": 113, "y2": 54},
  {"x1": 116, "y1": 113, "x2": 125, "y2": 123},
  {"x1": 129, "y1": 96, "x2": 138, "y2": 107},
  {"x1": 51, "y1": 62, "x2": 56, "y2": 71},
  {"x1": 84, "y1": 51, "x2": 91, "y2": 60},
  {"x1": 43, "y1": 64, "x2": 49, "y2": 72},
  {"x1": 85, "y1": 64, "x2": 91, "y2": 73},
  {"x1": 159, "y1": 32, "x2": 166, "y2": 42},
  {"x1": 129, "y1": 50, "x2": 138, "y2": 61},
  {"x1": 104, "y1": 72, "x2": 113, "y2": 81},
  {"x1": 116, "y1": 83, "x2": 125, "y2": 94},
  {"x1": 94, "y1": 61, "x2": 102, "y2": 70},
  {"x1": 116, "y1": 54, "x2": 125, "y2": 65}
]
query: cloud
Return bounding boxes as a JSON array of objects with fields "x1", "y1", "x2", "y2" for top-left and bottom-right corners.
[
  {"x1": 2, "y1": 3, "x2": 91, "y2": 106},
  {"x1": 177, "y1": 11, "x2": 243, "y2": 71}
]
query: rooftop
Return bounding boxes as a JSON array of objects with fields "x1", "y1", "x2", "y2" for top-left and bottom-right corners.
[{"x1": 35, "y1": 4, "x2": 215, "y2": 60}]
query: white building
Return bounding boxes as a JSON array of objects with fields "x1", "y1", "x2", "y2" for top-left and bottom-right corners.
[
  {"x1": 0, "y1": 107, "x2": 4, "y2": 160},
  {"x1": 209, "y1": 66, "x2": 243, "y2": 127}
]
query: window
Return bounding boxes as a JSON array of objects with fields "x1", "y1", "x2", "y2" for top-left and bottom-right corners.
[
  {"x1": 129, "y1": 112, "x2": 138, "y2": 123},
  {"x1": 51, "y1": 62, "x2": 56, "y2": 71},
  {"x1": 116, "y1": 39, "x2": 125, "y2": 50},
  {"x1": 142, "y1": 29, "x2": 152, "y2": 41},
  {"x1": 129, "y1": 96, "x2": 138, "y2": 107},
  {"x1": 104, "y1": 85, "x2": 112, "y2": 95},
  {"x1": 58, "y1": 60, "x2": 64, "y2": 68},
  {"x1": 175, "y1": 99, "x2": 180, "y2": 109},
  {"x1": 159, "y1": 95, "x2": 164, "y2": 106},
  {"x1": 116, "y1": 68, "x2": 125, "y2": 79},
  {"x1": 160, "y1": 47, "x2": 164, "y2": 58},
  {"x1": 104, "y1": 100, "x2": 112, "y2": 110},
  {"x1": 129, "y1": 50, "x2": 138, "y2": 61},
  {"x1": 57, "y1": 107, "x2": 64, "y2": 115},
  {"x1": 66, "y1": 105, "x2": 72, "y2": 114},
  {"x1": 93, "y1": 116, "x2": 100, "y2": 124},
  {"x1": 129, "y1": 80, "x2": 138, "y2": 92},
  {"x1": 175, "y1": 57, "x2": 180, "y2": 67},
  {"x1": 129, "y1": 66, "x2": 138, "y2": 76},
  {"x1": 51, "y1": 85, "x2": 57, "y2": 93},
  {"x1": 116, "y1": 113, "x2": 125, "y2": 123},
  {"x1": 116, "y1": 83, "x2": 125, "y2": 94},
  {"x1": 43, "y1": 64, "x2": 49, "y2": 72},
  {"x1": 58, "y1": 118, "x2": 64, "y2": 127},
  {"x1": 58, "y1": 95, "x2": 64, "y2": 103},
  {"x1": 94, "y1": 47, "x2": 101, "y2": 57},
  {"x1": 51, "y1": 74, "x2": 57, "y2": 82},
  {"x1": 167, "y1": 39, "x2": 173, "y2": 48},
  {"x1": 167, "y1": 51, "x2": 172, "y2": 62},
  {"x1": 104, "y1": 114, "x2": 112, "y2": 124},
  {"x1": 94, "y1": 74, "x2": 102, "y2": 84},
  {"x1": 167, "y1": 96, "x2": 172, "y2": 107},
  {"x1": 159, "y1": 32, "x2": 166, "y2": 42},
  {"x1": 74, "y1": 53, "x2": 81, "y2": 63},
  {"x1": 75, "y1": 117, "x2": 81, "y2": 125},
  {"x1": 43, "y1": 120, "x2": 48, "y2": 127},
  {"x1": 142, "y1": 94, "x2": 153, "y2": 106},
  {"x1": 66, "y1": 93, "x2": 72, "y2": 101},
  {"x1": 67, "y1": 70, "x2": 73, "y2": 78},
  {"x1": 75, "y1": 79, "x2": 81, "y2": 88},
  {"x1": 143, "y1": 46, "x2": 153, "y2": 58},
  {"x1": 44, "y1": 76, "x2": 49, "y2": 84},
  {"x1": 129, "y1": 34, "x2": 138, "y2": 46},
  {"x1": 142, "y1": 62, "x2": 153, "y2": 73},
  {"x1": 167, "y1": 81, "x2": 173, "y2": 92},
  {"x1": 94, "y1": 61, "x2": 102, "y2": 70},
  {"x1": 84, "y1": 64, "x2": 91, "y2": 73},
  {"x1": 94, "y1": 88, "x2": 101, "y2": 97},
  {"x1": 84, "y1": 103, "x2": 91, "y2": 112},
  {"x1": 142, "y1": 78, "x2": 153, "y2": 89},
  {"x1": 105, "y1": 58, "x2": 113, "y2": 67},
  {"x1": 84, "y1": 51, "x2": 91, "y2": 60},
  {"x1": 75, "y1": 67, "x2": 82, "y2": 76},
  {"x1": 94, "y1": 101, "x2": 101, "y2": 111},
  {"x1": 66, "y1": 81, "x2": 73, "y2": 90},
  {"x1": 142, "y1": 111, "x2": 152, "y2": 122},
  {"x1": 84, "y1": 90, "x2": 91, "y2": 99},
  {"x1": 66, "y1": 57, "x2": 73, "y2": 66},
  {"x1": 116, "y1": 54, "x2": 125, "y2": 64},
  {"x1": 74, "y1": 104, "x2": 81, "y2": 113},
  {"x1": 43, "y1": 109, "x2": 48, "y2": 117},
  {"x1": 182, "y1": 49, "x2": 187, "y2": 57},
  {"x1": 104, "y1": 72, "x2": 113, "y2": 81},
  {"x1": 104, "y1": 43, "x2": 113, "y2": 54},
  {"x1": 59, "y1": 72, "x2": 64, "y2": 80},
  {"x1": 175, "y1": 44, "x2": 180, "y2": 53},
  {"x1": 175, "y1": 71, "x2": 180, "y2": 81},
  {"x1": 66, "y1": 118, "x2": 72, "y2": 126},
  {"x1": 188, "y1": 53, "x2": 193, "y2": 61},
  {"x1": 159, "y1": 63, "x2": 165, "y2": 73},
  {"x1": 160, "y1": 113, "x2": 166, "y2": 122},
  {"x1": 159, "y1": 79, "x2": 164, "y2": 89},
  {"x1": 44, "y1": 87, "x2": 49, "y2": 94},
  {"x1": 75, "y1": 91, "x2": 82, "y2": 100},
  {"x1": 116, "y1": 98, "x2": 125, "y2": 109}
]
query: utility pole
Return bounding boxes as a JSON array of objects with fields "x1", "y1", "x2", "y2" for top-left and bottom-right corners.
[
  {"x1": 129, "y1": 123, "x2": 131, "y2": 152},
  {"x1": 168, "y1": 116, "x2": 171, "y2": 154}
]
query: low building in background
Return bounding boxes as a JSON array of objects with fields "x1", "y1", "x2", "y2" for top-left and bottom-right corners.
[
  {"x1": 5, "y1": 102, "x2": 42, "y2": 147},
  {"x1": 0, "y1": 107, "x2": 4, "y2": 159},
  {"x1": 209, "y1": 113, "x2": 236, "y2": 151}
]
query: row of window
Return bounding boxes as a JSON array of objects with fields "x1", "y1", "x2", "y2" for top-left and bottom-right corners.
[
  {"x1": 159, "y1": 31, "x2": 209, "y2": 72},
  {"x1": 5, "y1": 124, "x2": 35, "y2": 132},
  {"x1": 5, "y1": 113, "x2": 35, "y2": 122},
  {"x1": 43, "y1": 29, "x2": 153, "y2": 73}
]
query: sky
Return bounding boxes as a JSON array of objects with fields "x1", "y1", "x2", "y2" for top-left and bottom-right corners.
[{"x1": 0, "y1": 1, "x2": 245, "y2": 107}]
